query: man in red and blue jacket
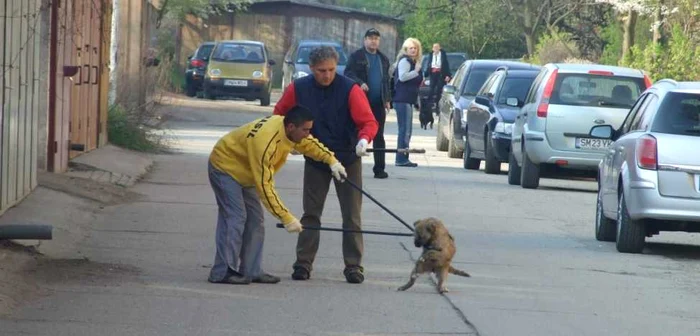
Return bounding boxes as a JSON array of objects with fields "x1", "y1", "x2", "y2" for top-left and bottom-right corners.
[{"x1": 273, "y1": 46, "x2": 378, "y2": 284}]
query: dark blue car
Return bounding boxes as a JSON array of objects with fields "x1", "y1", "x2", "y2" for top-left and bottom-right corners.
[
  {"x1": 464, "y1": 65, "x2": 542, "y2": 173},
  {"x1": 436, "y1": 60, "x2": 537, "y2": 159}
]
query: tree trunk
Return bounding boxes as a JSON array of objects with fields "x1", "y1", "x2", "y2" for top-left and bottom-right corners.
[
  {"x1": 621, "y1": 8, "x2": 638, "y2": 63},
  {"x1": 652, "y1": 1, "x2": 663, "y2": 45},
  {"x1": 523, "y1": 4, "x2": 535, "y2": 56}
]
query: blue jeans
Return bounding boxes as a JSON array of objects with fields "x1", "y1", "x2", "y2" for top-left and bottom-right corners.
[
  {"x1": 208, "y1": 162, "x2": 265, "y2": 282},
  {"x1": 394, "y1": 102, "x2": 414, "y2": 164}
]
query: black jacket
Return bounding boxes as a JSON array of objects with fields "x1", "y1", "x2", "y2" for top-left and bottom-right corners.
[
  {"x1": 424, "y1": 49, "x2": 450, "y2": 79},
  {"x1": 344, "y1": 48, "x2": 391, "y2": 105}
]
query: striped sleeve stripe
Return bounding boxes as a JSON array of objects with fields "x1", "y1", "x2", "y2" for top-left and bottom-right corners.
[
  {"x1": 306, "y1": 137, "x2": 333, "y2": 157},
  {"x1": 261, "y1": 131, "x2": 284, "y2": 219},
  {"x1": 267, "y1": 141, "x2": 287, "y2": 214}
]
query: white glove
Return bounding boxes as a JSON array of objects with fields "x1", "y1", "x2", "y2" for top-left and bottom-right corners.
[
  {"x1": 330, "y1": 162, "x2": 347, "y2": 182},
  {"x1": 355, "y1": 138, "x2": 369, "y2": 157},
  {"x1": 284, "y1": 219, "x2": 303, "y2": 233}
]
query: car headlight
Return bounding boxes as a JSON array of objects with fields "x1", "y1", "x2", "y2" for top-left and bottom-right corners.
[
  {"x1": 495, "y1": 122, "x2": 513, "y2": 134},
  {"x1": 209, "y1": 69, "x2": 221, "y2": 77},
  {"x1": 252, "y1": 71, "x2": 263, "y2": 78},
  {"x1": 294, "y1": 71, "x2": 308, "y2": 79}
]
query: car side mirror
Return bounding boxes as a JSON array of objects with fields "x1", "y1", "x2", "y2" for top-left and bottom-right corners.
[
  {"x1": 268, "y1": 59, "x2": 276, "y2": 66},
  {"x1": 506, "y1": 97, "x2": 520, "y2": 107},
  {"x1": 443, "y1": 85, "x2": 456, "y2": 95},
  {"x1": 589, "y1": 125, "x2": 614, "y2": 139},
  {"x1": 474, "y1": 96, "x2": 490, "y2": 106}
]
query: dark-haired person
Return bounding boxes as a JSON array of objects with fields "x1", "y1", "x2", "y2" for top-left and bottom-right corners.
[
  {"x1": 207, "y1": 106, "x2": 347, "y2": 285},
  {"x1": 274, "y1": 46, "x2": 378, "y2": 284}
]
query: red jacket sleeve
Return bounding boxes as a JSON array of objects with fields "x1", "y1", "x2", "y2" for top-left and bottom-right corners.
[
  {"x1": 273, "y1": 83, "x2": 297, "y2": 116},
  {"x1": 348, "y1": 85, "x2": 378, "y2": 143}
]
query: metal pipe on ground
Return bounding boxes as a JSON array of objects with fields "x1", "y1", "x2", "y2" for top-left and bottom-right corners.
[{"x1": 0, "y1": 225, "x2": 53, "y2": 240}]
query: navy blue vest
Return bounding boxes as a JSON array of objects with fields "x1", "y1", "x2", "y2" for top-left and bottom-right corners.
[
  {"x1": 392, "y1": 56, "x2": 423, "y2": 104},
  {"x1": 294, "y1": 74, "x2": 359, "y2": 170}
]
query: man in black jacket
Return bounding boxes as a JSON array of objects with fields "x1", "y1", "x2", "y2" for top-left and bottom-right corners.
[
  {"x1": 424, "y1": 43, "x2": 451, "y2": 111},
  {"x1": 344, "y1": 28, "x2": 391, "y2": 179}
]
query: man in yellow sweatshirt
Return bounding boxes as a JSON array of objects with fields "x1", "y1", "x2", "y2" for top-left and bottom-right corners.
[{"x1": 207, "y1": 106, "x2": 346, "y2": 285}]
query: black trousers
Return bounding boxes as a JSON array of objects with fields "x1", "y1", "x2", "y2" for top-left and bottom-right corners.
[
  {"x1": 370, "y1": 103, "x2": 386, "y2": 174},
  {"x1": 428, "y1": 72, "x2": 445, "y2": 107}
]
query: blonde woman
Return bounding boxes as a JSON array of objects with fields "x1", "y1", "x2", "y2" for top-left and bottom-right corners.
[{"x1": 391, "y1": 38, "x2": 423, "y2": 167}]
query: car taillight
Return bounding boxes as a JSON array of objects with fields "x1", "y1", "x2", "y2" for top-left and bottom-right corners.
[
  {"x1": 636, "y1": 135, "x2": 657, "y2": 170},
  {"x1": 588, "y1": 70, "x2": 614, "y2": 76},
  {"x1": 191, "y1": 59, "x2": 205, "y2": 68},
  {"x1": 537, "y1": 69, "x2": 558, "y2": 118},
  {"x1": 643, "y1": 74, "x2": 653, "y2": 89}
]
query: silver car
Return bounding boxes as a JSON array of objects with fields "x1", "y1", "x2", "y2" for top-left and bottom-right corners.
[
  {"x1": 592, "y1": 79, "x2": 700, "y2": 253},
  {"x1": 509, "y1": 63, "x2": 651, "y2": 188}
]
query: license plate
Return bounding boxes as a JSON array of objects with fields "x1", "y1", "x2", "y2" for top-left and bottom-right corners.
[
  {"x1": 576, "y1": 138, "x2": 613, "y2": 149},
  {"x1": 224, "y1": 80, "x2": 247, "y2": 87}
]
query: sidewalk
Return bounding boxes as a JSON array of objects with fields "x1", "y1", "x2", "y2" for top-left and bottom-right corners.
[{"x1": 0, "y1": 144, "x2": 154, "y2": 315}]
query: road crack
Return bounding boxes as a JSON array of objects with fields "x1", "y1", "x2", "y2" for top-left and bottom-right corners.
[{"x1": 400, "y1": 242, "x2": 481, "y2": 336}]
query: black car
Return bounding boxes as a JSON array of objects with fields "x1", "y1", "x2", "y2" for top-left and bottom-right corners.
[
  {"x1": 463, "y1": 65, "x2": 541, "y2": 173},
  {"x1": 418, "y1": 52, "x2": 468, "y2": 110},
  {"x1": 436, "y1": 60, "x2": 537, "y2": 159},
  {"x1": 184, "y1": 42, "x2": 215, "y2": 97}
]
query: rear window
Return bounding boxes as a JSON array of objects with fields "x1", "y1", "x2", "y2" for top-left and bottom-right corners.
[
  {"x1": 651, "y1": 92, "x2": 700, "y2": 136},
  {"x1": 196, "y1": 44, "x2": 214, "y2": 60},
  {"x1": 211, "y1": 43, "x2": 265, "y2": 63},
  {"x1": 461, "y1": 69, "x2": 494, "y2": 96},
  {"x1": 447, "y1": 55, "x2": 467, "y2": 75},
  {"x1": 296, "y1": 46, "x2": 348, "y2": 65},
  {"x1": 549, "y1": 74, "x2": 646, "y2": 109},
  {"x1": 497, "y1": 77, "x2": 537, "y2": 105}
]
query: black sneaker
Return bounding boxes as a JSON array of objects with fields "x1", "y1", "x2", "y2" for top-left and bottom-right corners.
[
  {"x1": 291, "y1": 267, "x2": 310, "y2": 281},
  {"x1": 344, "y1": 266, "x2": 365, "y2": 284},
  {"x1": 252, "y1": 273, "x2": 281, "y2": 284},
  {"x1": 395, "y1": 162, "x2": 418, "y2": 167},
  {"x1": 374, "y1": 171, "x2": 389, "y2": 179}
]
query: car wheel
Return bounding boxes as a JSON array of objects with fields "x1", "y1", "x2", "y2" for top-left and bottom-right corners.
[
  {"x1": 463, "y1": 137, "x2": 480, "y2": 170},
  {"x1": 484, "y1": 131, "x2": 500, "y2": 174},
  {"x1": 616, "y1": 191, "x2": 645, "y2": 253},
  {"x1": 185, "y1": 83, "x2": 197, "y2": 97},
  {"x1": 447, "y1": 118, "x2": 463, "y2": 158},
  {"x1": 436, "y1": 117, "x2": 448, "y2": 151},
  {"x1": 260, "y1": 91, "x2": 271, "y2": 106},
  {"x1": 595, "y1": 187, "x2": 616, "y2": 242},
  {"x1": 520, "y1": 141, "x2": 540, "y2": 189},
  {"x1": 507, "y1": 151, "x2": 521, "y2": 185}
]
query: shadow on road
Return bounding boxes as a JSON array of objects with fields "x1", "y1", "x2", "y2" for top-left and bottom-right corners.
[{"x1": 645, "y1": 242, "x2": 700, "y2": 260}]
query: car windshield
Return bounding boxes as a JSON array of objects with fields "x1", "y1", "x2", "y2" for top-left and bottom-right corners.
[
  {"x1": 196, "y1": 44, "x2": 215, "y2": 60},
  {"x1": 296, "y1": 46, "x2": 348, "y2": 65},
  {"x1": 211, "y1": 43, "x2": 265, "y2": 63},
  {"x1": 447, "y1": 55, "x2": 466, "y2": 75},
  {"x1": 651, "y1": 92, "x2": 700, "y2": 137},
  {"x1": 461, "y1": 69, "x2": 493, "y2": 96},
  {"x1": 549, "y1": 73, "x2": 646, "y2": 109},
  {"x1": 497, "y1": 77, "x2": 537, "y2": 105}
]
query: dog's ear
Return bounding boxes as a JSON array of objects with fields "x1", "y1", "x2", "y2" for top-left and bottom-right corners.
[{"x1": 426, "y1": 221, "x2": 435, "y2": 233}]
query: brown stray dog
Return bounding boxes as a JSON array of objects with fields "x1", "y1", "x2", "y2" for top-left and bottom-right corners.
[{"x1": 398, "y1": 217, "x2": 470, "y2": 293}]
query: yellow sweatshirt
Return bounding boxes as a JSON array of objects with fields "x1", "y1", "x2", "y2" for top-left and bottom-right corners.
[{"x1": 209, "y1": 115, "x2": 338, "y2": 225}]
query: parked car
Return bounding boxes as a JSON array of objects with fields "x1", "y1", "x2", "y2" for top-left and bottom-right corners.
[
  {"x1": 510, "y1": 63, "x2": 652, "y2": 188},
  {"x1": 418, "y1": 52, "x2": 469, "y2": 111},
  {"x1": 436, "y1": 60, "x2": 536, "y2": 158},
  {"x1": 592, "y1": 79, "x2": 700, "y2": 253},
  {"x1": 464, "y1": 65, "x2": 542, "y2": 173},
  {"x1": 282, "y1": 40, "x2": 348, "y2": 89},
  {"x1": 202, "y1": 40, "x2": 275, "y2": 106},
  {"x1": 184, "y1": 41, "x2": 215, "y2": 97}
]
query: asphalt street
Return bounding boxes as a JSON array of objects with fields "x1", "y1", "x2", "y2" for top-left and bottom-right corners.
[{"x1": 3, "y1": 92, "x2": 700, "y2": 335}]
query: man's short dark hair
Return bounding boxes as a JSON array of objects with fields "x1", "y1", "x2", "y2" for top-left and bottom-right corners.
[
  {"x1": 309, "y1": 46, "x2": 339, "y2": 67},
  {"x1": 284, "y1": 105, "x2": 314, "y2": 127},
  {"x1": 365, "y1": 28, "x2": 380, "y2": 38}
]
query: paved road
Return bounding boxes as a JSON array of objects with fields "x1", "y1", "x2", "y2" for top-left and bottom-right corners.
[{"x1": 3, "y1": 94, "x2": 700, "y2": 335}]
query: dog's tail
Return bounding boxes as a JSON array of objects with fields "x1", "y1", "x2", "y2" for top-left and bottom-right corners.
[{"x1": 449, "y1": 266, "x2": 471, "y2": 277}]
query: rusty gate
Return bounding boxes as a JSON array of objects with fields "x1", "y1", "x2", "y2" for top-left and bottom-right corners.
[{"x1": 48, "y1": 0, "x2": 110, "y2": 173}]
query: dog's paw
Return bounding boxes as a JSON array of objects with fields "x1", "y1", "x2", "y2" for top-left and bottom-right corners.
[{"x1": 397, "y1": 286, "x2": 408, "y2": 291}]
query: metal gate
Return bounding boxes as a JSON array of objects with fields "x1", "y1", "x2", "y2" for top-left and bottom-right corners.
[{"x1": 0, "y1": 0, "x2": 43, "y2": 213}]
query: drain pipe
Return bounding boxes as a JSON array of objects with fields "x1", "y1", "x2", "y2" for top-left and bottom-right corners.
[{"x1": 0, "y1": 225, "x2": 53, "y2": 240}]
